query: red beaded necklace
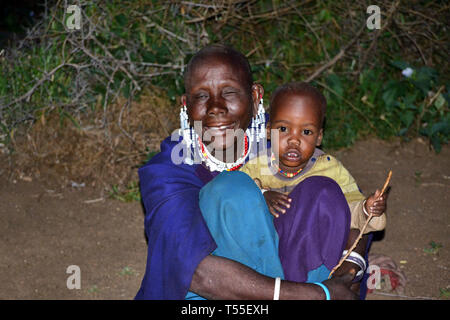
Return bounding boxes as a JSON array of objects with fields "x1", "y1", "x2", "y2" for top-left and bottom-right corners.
[
  {"x1": 199, "y1": 135, "x2": 249, "y2": 171},
  {"x1": 270, "y1": 153, "x2": 303, "y2": 178}
]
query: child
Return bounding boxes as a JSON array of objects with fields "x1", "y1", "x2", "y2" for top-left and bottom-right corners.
[{"x1": 240, "y1": 81, "x2": 387, "y2": 236}]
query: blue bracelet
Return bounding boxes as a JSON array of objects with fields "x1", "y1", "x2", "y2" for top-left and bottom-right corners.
[{"x1": 313, "y1": 282, "x2": 331, "y2": 300}]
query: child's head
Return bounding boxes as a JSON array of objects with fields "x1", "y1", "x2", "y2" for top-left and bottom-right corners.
[
  {"x1": 268, "y1": 82, "x2": 326, "y2": 173},
  {"x1": 182, "y1": 44, "x2": 263, "y2": 153}
]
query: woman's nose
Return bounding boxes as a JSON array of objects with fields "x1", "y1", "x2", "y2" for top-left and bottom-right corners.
[{"x1": 207, "y1": 95, "x2": 227, "y2": 116}]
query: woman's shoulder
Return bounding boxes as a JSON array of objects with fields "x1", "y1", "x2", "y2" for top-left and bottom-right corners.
[
  {"x1": 138, "y1": 136, "x2": 205, "y2": 208},
  {"x1": 139, "y1": 135, "x2": 199, "y2": 181}
]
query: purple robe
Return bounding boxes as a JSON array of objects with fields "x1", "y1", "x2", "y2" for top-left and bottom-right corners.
[{"x1": 135, "y1": 136, "x2": 217, "y2": 299}]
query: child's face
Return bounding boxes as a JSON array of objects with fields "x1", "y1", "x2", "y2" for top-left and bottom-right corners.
[
  {"x1": 269, "y1": 92, "x2": 323, "y2": 173},
  {"x1": 182, "y1": 55, "x2": 260, "y2": 153}
]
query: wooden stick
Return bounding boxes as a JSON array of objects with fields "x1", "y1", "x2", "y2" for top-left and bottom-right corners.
[
  {"x1": 328, "y1": 170, "x2": 392, "y2": 279},
  {"x1": 380, "y1": 170, "x2": 393, "y2": 195}
]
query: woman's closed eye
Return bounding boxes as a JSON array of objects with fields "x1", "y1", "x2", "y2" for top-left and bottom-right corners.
[
  {"x1": 195, "y1": 93, "x2": 209, "y2": 100},
  {"x1": 223, "y1": 89, "x2": 238, "y2": 97}
]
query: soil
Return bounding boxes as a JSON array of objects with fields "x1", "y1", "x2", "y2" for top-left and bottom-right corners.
[{"x1": 0, "y1": 137, "x2": 449, "y2": 300}]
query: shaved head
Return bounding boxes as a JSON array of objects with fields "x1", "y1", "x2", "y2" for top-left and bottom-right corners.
[
  {"x1": 184, "y1": 44, "x2": 253, "y2": 93},
  {"x1": 270, "y1": 82, "x2": 327, "y2": 127}
]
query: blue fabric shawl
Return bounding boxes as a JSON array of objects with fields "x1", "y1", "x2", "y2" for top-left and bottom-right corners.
[{"x1": 135, "y1": 136, "x2": 217, "y2": 300}]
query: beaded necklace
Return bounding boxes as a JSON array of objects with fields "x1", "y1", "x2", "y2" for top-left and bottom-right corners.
[
  {"x1": 270, "y1": 153, "x2": 303, "y2": 178},
  {"x1": 199, "y1": 134, "x2": 250, "y2": 172}
]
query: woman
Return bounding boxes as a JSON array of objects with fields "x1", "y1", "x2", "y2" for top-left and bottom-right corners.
[{"x1": 135, "y1": 44, "x2": 358, "y2": 300}]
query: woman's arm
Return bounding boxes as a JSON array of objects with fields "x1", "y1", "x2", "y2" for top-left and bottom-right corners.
[
  {"x1": 190, "y1": 255, "x2": 358, "y2": 300},
  {"x1": 332, "y1": 229, "x2": 369, "y2": 283}
]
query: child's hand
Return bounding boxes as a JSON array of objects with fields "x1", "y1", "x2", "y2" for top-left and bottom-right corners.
[
  {"x1": 364, "y1": 189, "x2": 387, "y2": 217},
  {"x1": 263, "y1": 191, "x2": 292, "y2": 218}
]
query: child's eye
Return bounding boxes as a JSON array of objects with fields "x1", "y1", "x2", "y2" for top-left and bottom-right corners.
[
  {"x1": 303, "y1": 129, "x2": 313, "y2": 135},
  {"x1": 279, "y1": 126, "x2": 287, "y2": 132}
]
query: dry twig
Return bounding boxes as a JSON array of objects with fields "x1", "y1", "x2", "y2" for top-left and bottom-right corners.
[
  {"x1": 306, "y1": 24, "x2": 366, "y2": 82},
  {"x1": 328, "y1": 170, "x2": 392, "y2": 279}
]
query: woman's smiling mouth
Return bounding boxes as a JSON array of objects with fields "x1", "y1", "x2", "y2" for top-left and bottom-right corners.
[{"x1": 204, "y1": 122, "x2": 237, "y2": 133}]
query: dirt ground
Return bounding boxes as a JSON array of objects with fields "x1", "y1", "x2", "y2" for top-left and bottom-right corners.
[{"x1": 0, "y1": 137, "x2": 448, "y2": 300}]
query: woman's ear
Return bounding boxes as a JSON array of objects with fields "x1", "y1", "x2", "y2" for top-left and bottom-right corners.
[
  {"x1": 266, "y1": 121, "x2": 271, "y2": 141},
  {"x1": 251, "y1": 84, "x2": 264, "y2": 116},
  {"x1": 181, "y1": 94, "x2": 187, "y2": 106}
]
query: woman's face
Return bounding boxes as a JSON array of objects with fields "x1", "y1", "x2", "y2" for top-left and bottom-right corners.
[{"x1": 182, "y1": 55, "x2": 261, "y2": 157}]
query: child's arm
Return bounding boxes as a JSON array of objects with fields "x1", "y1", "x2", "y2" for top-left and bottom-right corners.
[
  {"x1": 329, "y1": 156, "x2": 387, "y2": 232},
  {"x1": 348, "y1": 190, "x2": 388, "y2": 233},
  {"x1": 263, "y1": 190, "x2": 292, "y2": 218}
]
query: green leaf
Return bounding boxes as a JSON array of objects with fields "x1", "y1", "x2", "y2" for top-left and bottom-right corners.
[
  {"x1": 325, "y1": 74, "x2": 343, "y2": 99},
  {"x1": 382, "y1": 89, "x2": 397, "y2": 110},
  {"x1": 318, "y1": 9, "x2": 331, "y2": 22},
  {"x1": 114, "y1": 14, "x2": 127, "y2": 27},
  {"x1": 434, "y1": 93, "x2": 446, "y2": 110},
  {"x1": 430, "y1": 136, "x2": 442, "y2": 153},
  {"x1": 401, "y1": 110, "x2": 415, "y2": 127},
  {"x1": 411, "y1": 67, "x2": 438, "y2": 94},
  {"x1": 431, "y1": 120, "x2": 450, "y2": 137}
]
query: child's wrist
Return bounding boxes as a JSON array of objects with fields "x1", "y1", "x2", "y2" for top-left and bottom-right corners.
[{"x1": 362, "y1": 199, "x2": 370, "y2": 217}]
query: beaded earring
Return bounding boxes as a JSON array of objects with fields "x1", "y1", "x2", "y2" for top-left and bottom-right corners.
[
  {"x1": 250, "y1": 97, "x2": 266, "y2": 144},
  {"x1": 179, "y1": 103, "x2": 198, "y2": 165}
]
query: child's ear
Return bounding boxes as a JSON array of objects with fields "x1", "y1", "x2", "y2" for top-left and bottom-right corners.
[{"x1": 316, "y1": 128, "x2": 324, "y2": 146}]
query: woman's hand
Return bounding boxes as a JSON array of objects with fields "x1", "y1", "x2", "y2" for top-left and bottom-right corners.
[
  {"x1": 364, "y1": 189, "x2": 388, "y2": 217},
  {"x1": 263, "y1": 191, "x2": 292, "y2": 218},
  {"x1": 323, "y1": 272, "x2": 359, "y2": 300}
]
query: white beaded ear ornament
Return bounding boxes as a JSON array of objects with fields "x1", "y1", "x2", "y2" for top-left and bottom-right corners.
[
  {"x1": 179, "y1": 103, "x2": 197, "y2": 165},
  {"x1": 250, "y1": 96, "x2": 266, "y2": 144}
]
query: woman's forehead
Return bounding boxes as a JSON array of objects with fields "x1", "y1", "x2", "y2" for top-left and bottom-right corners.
[
  {"x1": 191, "y1": 61, "x2": 241, "y2": 82},
  {"x1": 186, "y1": 54, "x2": 251, "y2": 89}
]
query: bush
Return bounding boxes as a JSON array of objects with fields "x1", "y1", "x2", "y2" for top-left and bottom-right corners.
[{"x1": 0, "y1": 0, "x2": 448, "y2": 153}]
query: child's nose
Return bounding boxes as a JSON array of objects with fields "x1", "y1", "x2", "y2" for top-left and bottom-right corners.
[
  {"x1": 287, "y1": 132, "x2": 301, "y2": 146},
  {"x1": 287, "y1": 135, "x2": 301, "y2": 147}
]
